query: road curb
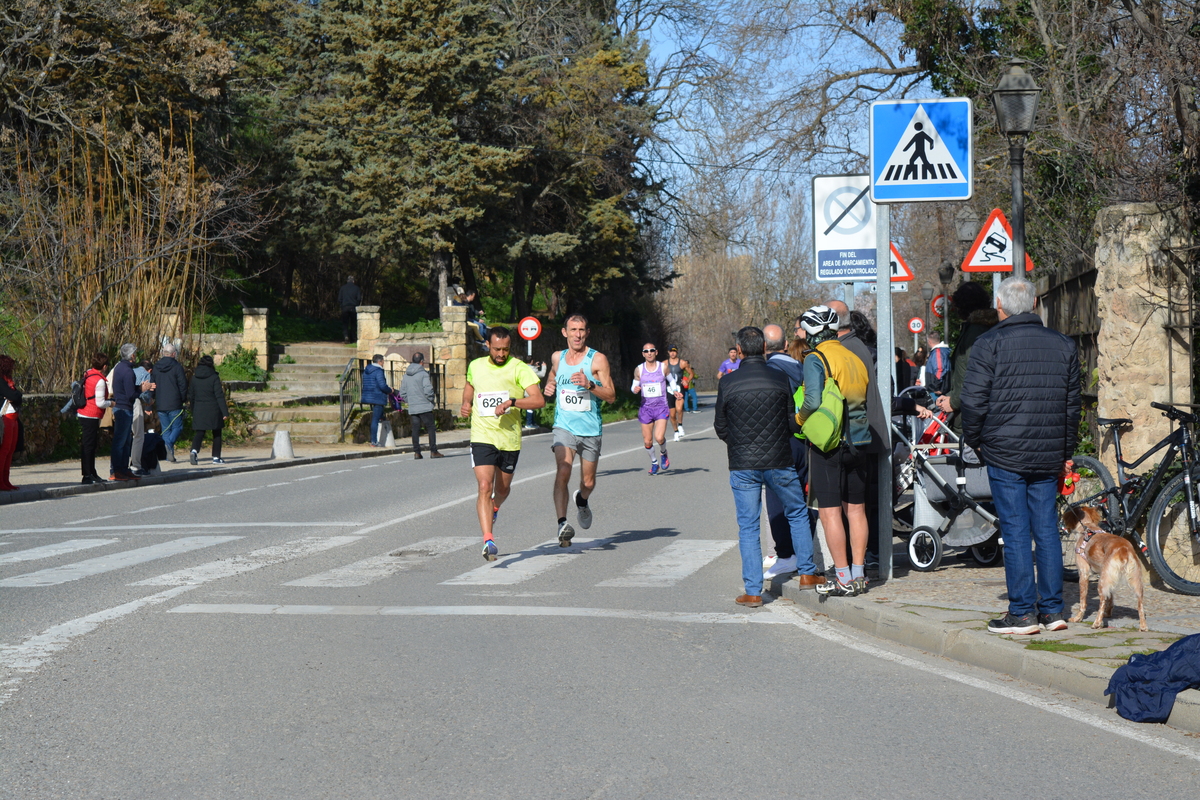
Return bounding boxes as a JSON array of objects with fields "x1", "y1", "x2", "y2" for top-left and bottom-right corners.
[
  {"x1": 0, "y1": 439, "x2": 480, "y2": 506},
  {"x1": 779, "y1": 579, "x2": 1200, "y2": 734}
]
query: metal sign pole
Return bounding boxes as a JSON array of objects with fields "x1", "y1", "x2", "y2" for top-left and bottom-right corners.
[{"x1": 875, "y1": 202, "x2": 894, "y2": 583}]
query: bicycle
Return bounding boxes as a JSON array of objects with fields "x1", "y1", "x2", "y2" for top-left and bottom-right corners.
[{"x1": 1061, "y1": 401, "x2": 1200, "y2": 595}]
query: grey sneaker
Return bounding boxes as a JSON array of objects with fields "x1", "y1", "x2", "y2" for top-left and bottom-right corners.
[
  {"x1": 557, "y1": 520, "x2": 576, "y2": 548},
  {"x1": 189, "y1": 450, "x2": 198, "y2": 466},
  {"x1": 851, "y1": 576, "x2": 869, "y2": 595},
  {"x1": 815, "y1": 578, "x2": 858, "y2": 597},
  {"x1": 573, "y1": 490, "x2": 592, "y2": 530},
  {"x1": 988, "y1": 613, "x2": 1039, "y2": 635}
]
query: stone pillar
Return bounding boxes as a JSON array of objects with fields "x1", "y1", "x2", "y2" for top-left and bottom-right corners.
[
  {"x1": 241, "y1": 308, "x2": 270, "y2": 370},
  {"x1": 1094, "y1": 203, "x2": 1193, "y2": 471},
  {"x1": 356, "y1": 306, "x2": 381, "y2": 360},
  {"x1": 436, "y1": 306, "x2": 470, "y2": 411}
]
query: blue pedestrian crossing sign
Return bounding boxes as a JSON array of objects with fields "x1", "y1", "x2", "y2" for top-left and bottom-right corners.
[{"x1": 870, "y1": 98, "x2": 972, "y2": 203}]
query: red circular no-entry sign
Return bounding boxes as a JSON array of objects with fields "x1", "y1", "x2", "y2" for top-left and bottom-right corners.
[{"x1": 517, "y1": 316, "x2": 542, "y2": 341}]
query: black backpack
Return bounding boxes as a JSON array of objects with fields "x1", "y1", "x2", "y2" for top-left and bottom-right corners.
[{"x1": 68, "y1": 373, "x2": 89, "y2": 410}]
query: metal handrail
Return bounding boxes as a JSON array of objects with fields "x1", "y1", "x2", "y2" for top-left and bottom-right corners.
[{"x1": 338, "y1": 356, "x2": 361, "y2": 442}]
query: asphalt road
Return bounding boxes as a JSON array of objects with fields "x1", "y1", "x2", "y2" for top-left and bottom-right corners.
[{"x1": 2, "y1": 410, "x2": 1199, "y2": 798}]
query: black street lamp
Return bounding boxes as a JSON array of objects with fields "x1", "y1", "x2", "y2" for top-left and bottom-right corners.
[
  {"x1": 992, "y1": 60, "x2": 1041, "y2": 276},
  {"x1": 937, "y1": 261, "x2": 956, "y2": 341}
]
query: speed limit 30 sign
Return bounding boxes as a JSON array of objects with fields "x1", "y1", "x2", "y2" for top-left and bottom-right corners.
[{"x1": 908, "y1": 317, "x2": 925, "y2": 334}]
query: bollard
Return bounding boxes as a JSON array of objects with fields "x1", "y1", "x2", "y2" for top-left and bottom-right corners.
[
  {"x1": 381, "y1": 420, "x2": 396, "y2": 448},
  {"x1": 271, "y1": 429, "x2": 295, "y2": 459}
]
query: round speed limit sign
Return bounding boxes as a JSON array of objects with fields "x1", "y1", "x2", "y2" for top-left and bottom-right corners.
[
  {"x1": 517, "y1": 316, "x2": 542, "y2": 341},
  {"x1": 908, "y1": 317, "x2": 924, "y2": 334}
]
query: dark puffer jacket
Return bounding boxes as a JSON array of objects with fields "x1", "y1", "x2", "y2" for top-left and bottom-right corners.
[
  {"x1": 152, "y1": 356, "x2": 189, "y2": 412},
  {"x1": 714, "y1": 355, "x2": 801, "y2": 471},
  {"x1": 188, "y1": 361, "x2": 229, "y2": 431},
  {"x1": 960, "y1": 312, "x2": 1081, "y2": 474}
]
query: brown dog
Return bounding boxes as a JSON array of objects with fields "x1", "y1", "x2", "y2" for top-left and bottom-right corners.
[{"x1": 1061, "y1": 506, "x2": 1148, "y2": 631}]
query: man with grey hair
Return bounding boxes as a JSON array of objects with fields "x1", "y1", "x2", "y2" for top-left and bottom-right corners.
[
  {"x1": 962, "y1": 276, "x2": 1081, "y2": 635},
  {"x1": 108, "y1": 343, "x2": 147, "y2": 481},
  {"x1": 715, "y1": 326, "x2": 818, "y2": 607},
  {"x1": 153, "y1": 342, "x2": 189, "y2": 462}
]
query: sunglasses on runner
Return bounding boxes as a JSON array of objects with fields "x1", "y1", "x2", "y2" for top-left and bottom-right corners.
[{"x1": 642, "y1": 348, "x2": 656, "y2": 353}]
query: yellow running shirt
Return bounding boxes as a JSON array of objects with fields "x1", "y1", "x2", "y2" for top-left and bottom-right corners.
[{"x1": 466, "y1": 355, "x2": 540, "y2": 450}]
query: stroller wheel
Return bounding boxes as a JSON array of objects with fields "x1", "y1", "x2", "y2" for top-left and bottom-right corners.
[
  {"x1": 907, "y1": 526, "x2": 943, "y2": 571},
  {"x1": 968, "y1": 538, "x2": 1003, "y2": 567}
]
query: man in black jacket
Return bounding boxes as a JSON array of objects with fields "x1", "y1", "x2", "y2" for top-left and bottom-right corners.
[
  {"x1": 153, "y1": 343, "x2": 189, "y2": 462},
  {"x1": 715, "y1": 326, "x2": 818, "y2": 608},
  {"x1": 961, "y1": 277, "x2": 1081, "y2": 636},
  {"x1": 338, "y1": 276, "x2": 363, "y2": 342}
]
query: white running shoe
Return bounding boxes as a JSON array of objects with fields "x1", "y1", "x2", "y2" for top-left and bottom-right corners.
[
  {"x1": 763, "y1": 555, "x2": 778, "y2": 570},
  {"x1": 763, "y1": 554, "x2": 798, "y2": 580},
  {"x1": 672, "y1": 430, "x2": 681, "y2": 442},
  {"x1": 573, "y1": 490, "x2": 592, "y2": 530},
  {"x1": 678, "y1": 426, "x2": 685, "y2": 438},
  {"x1": 557, "y1": 520, "x2": 576, "y2": 547}
]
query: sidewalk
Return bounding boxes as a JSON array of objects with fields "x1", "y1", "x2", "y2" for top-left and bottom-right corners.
[
  {"x1": 0, "y1": 426, "x2": 481, "y2": 506},
  {"x1": 775, "y1": 551, "x2": 1200, "y2": 733}
]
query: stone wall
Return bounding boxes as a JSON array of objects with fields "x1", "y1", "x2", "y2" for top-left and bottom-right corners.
[
  {"x1": 356, "y1": 305, "x2": 472, "y2": 411},
  {"x1": 1093, "y1": 203, "x2": 1194, "y2": 471},
  {"x1": 178, "y1": 333, "x2": 243, "y2": 365},
  {"x1": 168, "y1": 307, "x2": 268, "y2": 368}
]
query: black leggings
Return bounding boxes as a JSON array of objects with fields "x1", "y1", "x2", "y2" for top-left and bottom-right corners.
[
  {"x1": 80, "y1": 417, "x2": 101, "y2": 478},
  {"x1": 192, "y1": 429, "x2": 222, "y2": 458}
]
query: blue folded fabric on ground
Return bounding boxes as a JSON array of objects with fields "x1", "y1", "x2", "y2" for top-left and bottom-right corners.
[{"x1": 1105, "y1": 632, "x2": 1200, "y2": 723}]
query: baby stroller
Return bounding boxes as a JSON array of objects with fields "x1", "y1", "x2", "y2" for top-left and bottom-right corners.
[{"x1": 892, "y1": 388, "x2": 1002, "y2": 571}]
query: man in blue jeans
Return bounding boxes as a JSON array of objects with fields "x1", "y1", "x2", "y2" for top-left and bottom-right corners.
[
  {"x1": 109, "y1": 343, "x2": 147, "y2": 481},
  {"x1": 714, "y1": 326, "x2": 819, "y2": 608},
  {"x1": 961, "y1": 277, "x2": 1081, "y2": 635},
  {"x1": 152, "y1": 343, "x2": 189, "y2": 462}
]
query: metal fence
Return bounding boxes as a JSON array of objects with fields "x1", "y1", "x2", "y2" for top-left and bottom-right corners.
[{"x1": 338, "y1": 358, "x2": 446, "y2": 442}]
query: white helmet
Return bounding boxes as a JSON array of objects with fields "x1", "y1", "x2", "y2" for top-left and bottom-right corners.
[{"x1": 800, "y1": 305, "x2": 840, "y2": 337}]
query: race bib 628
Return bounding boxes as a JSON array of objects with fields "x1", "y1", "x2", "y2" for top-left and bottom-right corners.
[{"x1": 476, "y1": 391, "x2": 509, "y2": 413}]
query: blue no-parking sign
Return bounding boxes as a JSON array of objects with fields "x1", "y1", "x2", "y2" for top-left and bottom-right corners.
[{"x1": 870, "y1": 98, "x2": 972, "y2": 203}]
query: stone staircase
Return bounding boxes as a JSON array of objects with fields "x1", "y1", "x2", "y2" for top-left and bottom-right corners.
[{"x1": 234, "y1": 342, "x2": 358, "y2": 444}]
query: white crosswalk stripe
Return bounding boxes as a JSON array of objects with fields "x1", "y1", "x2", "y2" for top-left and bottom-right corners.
[
  {"x1": 439, "y1": 538, "x2": 615, "y2": 586},
  {"x1": 130, "y1": 536, "x2": 363, "y2": 587},
  {"x1": 285, "y1": 537, "x2": 476, "y2": 587},
  {"x1": 0, "y1": 537, "x2": 242, "y2": 587},
  {"x1": 596, "y1": 540, "x2": 737, "y2": 588},
  {"x1": 0, "y1": 539, "x2": 117, "y2": 565}
]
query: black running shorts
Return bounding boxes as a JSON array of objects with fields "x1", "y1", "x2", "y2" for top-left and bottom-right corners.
[
  {"x1": 809, "y1": 444, "x2": 869, "y2": 506},
  {"x1": 470, "y1": 442, "x2": 520, "y2": 473}
]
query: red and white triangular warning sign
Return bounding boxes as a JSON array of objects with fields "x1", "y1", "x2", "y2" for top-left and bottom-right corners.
[
  {"x1": 889, "y1": 243, "x2": 914, "y2": 282},
  {"x1": 961, "y1": 209, "x2": 1034, "y2": 272}
]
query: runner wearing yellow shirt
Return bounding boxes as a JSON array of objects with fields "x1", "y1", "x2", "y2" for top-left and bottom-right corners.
[{"x1": 460, "y1": 327, "x2": 546, "y2": 561}]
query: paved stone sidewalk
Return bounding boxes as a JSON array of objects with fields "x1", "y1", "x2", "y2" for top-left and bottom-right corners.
[
  {"x1": 775, "y1": 547, "x2": 1200, "y2": 732},
  {"x1": 0, "y1": 427, "x2": 478, "y2": 506}
]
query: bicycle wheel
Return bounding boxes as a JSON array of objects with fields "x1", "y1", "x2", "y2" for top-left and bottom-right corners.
[
  {"x1": 1057, "y1": 454, "x2": 1117, "y2": 569},
  {"x1": 1064, "y1": 455, "x2": 1118, "y2": 519},
  {"x1": 1146, "y1": 470, "x2": 1200, "y2": 595}
]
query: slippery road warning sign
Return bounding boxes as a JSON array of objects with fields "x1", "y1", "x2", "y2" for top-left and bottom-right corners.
[
  {"x1": 870, "y1": 98, "x2": 973, "y2": 203},
  {"x1": 961, "y1": 208, "x2": 1035, "y2": 272}
]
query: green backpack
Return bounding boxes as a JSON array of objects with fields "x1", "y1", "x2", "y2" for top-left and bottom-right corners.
[{"x1": 793, "y1": 349, "x2": 845, "y2": 453}]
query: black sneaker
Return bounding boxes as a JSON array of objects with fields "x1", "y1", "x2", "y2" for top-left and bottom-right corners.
[
  {"x1": 987, "y1": 613, "x2": 1040, "y2": 635},
  {"x1": 1038, "y1": 612, "x2": 1069, "y2": 632}
]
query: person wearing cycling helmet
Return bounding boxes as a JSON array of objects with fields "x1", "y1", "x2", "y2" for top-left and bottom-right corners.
[{"x1": 797, "y1": 305, "x2": 873, "y2": 596}]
